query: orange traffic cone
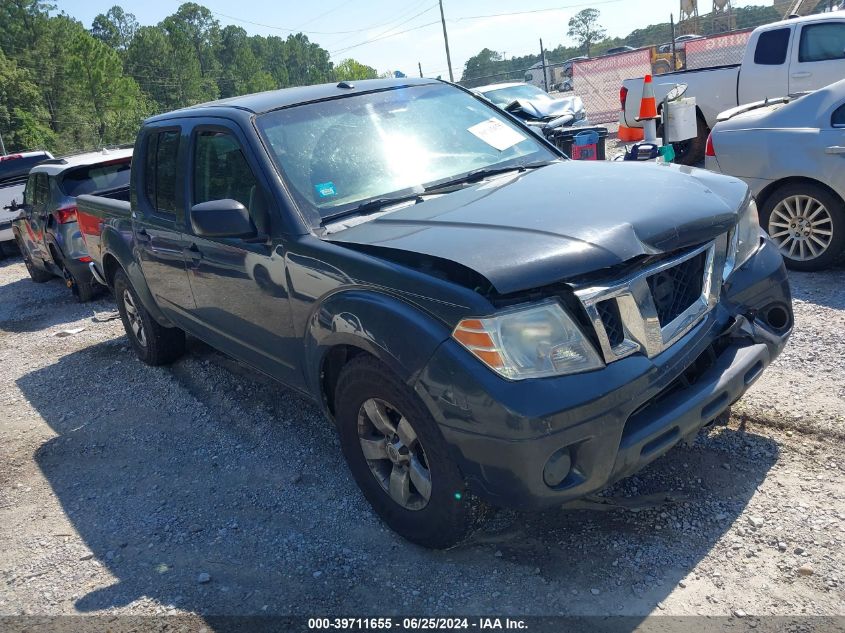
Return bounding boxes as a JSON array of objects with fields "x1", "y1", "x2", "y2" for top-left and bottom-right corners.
[
  {"x1": 637, "y1": 74, "x2": 659, "y2": 143},
  {"x1": 637, "y1": 74, "x2": 659, "y2": 121}
]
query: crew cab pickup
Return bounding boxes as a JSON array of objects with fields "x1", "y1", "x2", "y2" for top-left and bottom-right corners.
[
  {"x1": 621, "y1": 12, "x2": 845, "y2": 164},
  {"x1": 77, "y1": 78, "x2": 792, "y2": 548}
]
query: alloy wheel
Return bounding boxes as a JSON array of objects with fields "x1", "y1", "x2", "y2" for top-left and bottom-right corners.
[
  {"x1": 768, "y1": 194, "x2": 833, "y2": 261},
  {"x1": 123, "y1": 289, "x2": 147, "y2": 348},
  {"x1": 357, "y1": 398, "x2": 432, "y2": 511}
]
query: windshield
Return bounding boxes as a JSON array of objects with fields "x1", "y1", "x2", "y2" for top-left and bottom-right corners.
[
  {"x1": 482, "y1": 85, "x2": 551, "y2": 107},
  {"x1": 256, "y1": 83, "x2": 555, "y2": 221}
]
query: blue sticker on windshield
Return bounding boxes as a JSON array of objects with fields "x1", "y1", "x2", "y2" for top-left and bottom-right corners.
[{"x1": 315, "y1": 181, "x2": 336, "y2": 198}]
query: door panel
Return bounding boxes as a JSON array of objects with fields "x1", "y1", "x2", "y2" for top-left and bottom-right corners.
[
  {"x1": 134, "y1": 127, "x2": 195, "y2": 320},
  {"x1": 23, "y1": 174, "x2": 51, "y2": 262},
  {"x1": 790, "y1": 21, "x2": 845, "y2": 94},
  {"x1": 740, "y1": 27, "x2": 792, "y2": 103},
  {"x1": 183, "y1": 123, "x2": 301, "y2": 388}
]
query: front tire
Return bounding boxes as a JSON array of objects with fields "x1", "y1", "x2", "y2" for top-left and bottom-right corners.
[
  {"x1": 114, "y1": 269, "x2": 186, "y2": 365},
  {"x1": 760, "y1": 183, "x2": 845, "y2": 271},
  {"x1": 334, "y1": 356, "x2": 485, "y2": 548}
]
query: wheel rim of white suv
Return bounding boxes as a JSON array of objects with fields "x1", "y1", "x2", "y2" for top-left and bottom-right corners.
[{"x1": 768, "y1": 194, "x2": 833, "y2": 261}]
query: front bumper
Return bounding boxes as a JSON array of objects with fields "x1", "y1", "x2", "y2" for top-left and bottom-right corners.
[{"x1": 414, "y1": 238, "x2": 791, "y2": 510}]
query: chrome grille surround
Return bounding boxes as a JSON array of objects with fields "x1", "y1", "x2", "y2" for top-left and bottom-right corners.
[{"x1": 573, "y1": 237, "x2": 727, "y2": 364}]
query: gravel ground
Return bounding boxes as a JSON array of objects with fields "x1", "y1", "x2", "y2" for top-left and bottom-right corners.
[{"x1": 0, "y1": 250, "x2": 843, "y2": 620}]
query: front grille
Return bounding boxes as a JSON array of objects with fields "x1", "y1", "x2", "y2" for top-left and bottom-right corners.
[
  {"x1": 597, "y1": 299, "x2": 624, "y2": 348},
  {"x1": 646, "y1": 251, "x2": 707, "y2": 326}
]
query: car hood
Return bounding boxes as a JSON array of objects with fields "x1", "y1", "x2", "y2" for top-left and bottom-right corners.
[
  {"x1": 505, "y1": 95, "x2": 585, "y2": 122},
  {"x1": 327, "y1": 161, "x2": 748, "y2": 295}
]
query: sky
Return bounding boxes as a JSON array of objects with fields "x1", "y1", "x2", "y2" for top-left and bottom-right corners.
[{"x1": 56, "y1": 0, "x2": 769, "y2": 79}]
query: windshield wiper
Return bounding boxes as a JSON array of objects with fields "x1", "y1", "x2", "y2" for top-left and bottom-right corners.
[
  {"x1": 423, "y1": 160, "x2": 556, "y2": 194},
  {"x1": 322, "y1": 192, "x2": 423, "y2": 224}
]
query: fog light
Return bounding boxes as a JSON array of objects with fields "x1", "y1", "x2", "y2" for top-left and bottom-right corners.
[{"x1": 543, "y1": 448, "x2": 572, "y2": 487}]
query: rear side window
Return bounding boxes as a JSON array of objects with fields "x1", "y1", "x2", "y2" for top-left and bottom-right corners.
[
  {"x1": 754, "y1": 28, "x2": 790, "y2": 65},
  {"x1": 60, "y1": 160, "x2": 131, "y2": 197},
  {"x1": 799, "y1": 23, "x2": 845, "y2": 62},
  {"x1": 833, "y1": 103, "x2": 845, "y2": 127},
  {"x1": 143, "y1": 130, "x2": 181, "y2": 213},
  {"x1": 35, "y1": 173, "x2": 49, "y2": 205}
]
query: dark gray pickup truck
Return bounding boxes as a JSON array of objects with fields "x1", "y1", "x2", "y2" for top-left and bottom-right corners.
[{"x1": 77, "y1": 77, "x2": 792, "y2": 548}]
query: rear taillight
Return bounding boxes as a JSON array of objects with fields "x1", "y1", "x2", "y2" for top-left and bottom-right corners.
[
  {"x1": 705, "y1": 133, "x2": 715, "y2": 157},
  {"x1": 56, "y1": 205, "x2": 78, "y2": 224},
  {"x1": 620, "y1": 86, "x2": 628, "y2": 110},
  {"x1": 77, "y1": 256, "x2": 92, "y2": 263}
]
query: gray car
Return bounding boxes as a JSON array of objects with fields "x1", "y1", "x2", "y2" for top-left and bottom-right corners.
[
  {"x1": 705, "y1": 78, "x2": 845, "y2": 270},
  {"x1": 12, "y1": 148, "x2": 132, "y2": 300}
]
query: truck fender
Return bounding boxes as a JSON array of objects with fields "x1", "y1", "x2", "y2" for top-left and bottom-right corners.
[
  {"x1": 100, "y1": 227, "x2": 173, "y2": 327},
  {"x1": 302, "y1": 289, "x2": 451, "y2": 415}
]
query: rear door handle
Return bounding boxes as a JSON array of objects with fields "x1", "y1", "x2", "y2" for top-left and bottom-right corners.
[
  {"x1": 791, "y1": 71, "x2": 812, "y2": 79},
  {"x1": 136, "y1": 228, "x2": 151, "y2": 243},
  {"x1": 826, "y1": 146, "x2": 845, "y2": 155}
]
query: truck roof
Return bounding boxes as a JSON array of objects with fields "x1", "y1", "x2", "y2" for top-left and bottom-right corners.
[
  {"x1": 30, "y1": 148, "x2": 133, "y2": 176},
  {"x1": 755, "y1": 9, "x2": 845, "y2": 31},
  {"x1": 148, "y1": 77, "x2": 443, "y2": 122}
]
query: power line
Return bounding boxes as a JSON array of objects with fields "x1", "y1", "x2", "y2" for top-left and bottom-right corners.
[{"x1": 329, "y1": 4, "x2": 439, "y2": 55}]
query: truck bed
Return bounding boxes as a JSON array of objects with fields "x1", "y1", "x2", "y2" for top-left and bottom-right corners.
[
  {"x1": 77, "y1": 188, "x2": 132, "y2": 275},
  {"x1": 622, "y1": 64, "x2": 740, "y2": 130}
]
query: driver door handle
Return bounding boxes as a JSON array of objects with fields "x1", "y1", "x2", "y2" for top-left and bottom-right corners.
[
  {"x1": 791, "y1": 71, "x2": 812, "y2": 79},
  {"x1": 826, "y1": 146, "x2": 845, "y2": 155},
  {"x1": 135, "y1": 228, "x2": 151, "y2": 243},
  {"x1": 185, "y1": 243, "x2": 204, "y2": 263}
]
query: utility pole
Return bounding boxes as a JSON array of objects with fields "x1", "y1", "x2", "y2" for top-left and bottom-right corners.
[
  {"x1": 418, "y1": 62, "x2": 423, "y2": 78},
  {"x1": 438, "y1": 0, "x2": 454, "y2": 82},
  {"x1": 539, "y1": 38, "x2": 548, "y2": 93}
]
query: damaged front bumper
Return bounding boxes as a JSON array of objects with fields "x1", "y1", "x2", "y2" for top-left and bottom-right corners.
[{"x1": 413, "y1": 238, "x2": 791, "y2": 510}]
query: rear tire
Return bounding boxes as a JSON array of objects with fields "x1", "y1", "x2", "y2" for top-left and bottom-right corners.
[
  {"x1": 55, "y1": 252, "x2": 96, "y2": 303},
  {"x1": 113, "y1": 269, "x2": 185, "y2": 365},
  {"x1": 15, "y1": 233, "x2": 53, "y2": 283},
  {"x1": 673, "y1": 113, "x2": 708, "y2": 167},
  {"x1": 334, "y1": 355, "x2": 486, "y2": 549},
  {"x1": 760, "y1": 182, "x2": 845, "y2": 271}
]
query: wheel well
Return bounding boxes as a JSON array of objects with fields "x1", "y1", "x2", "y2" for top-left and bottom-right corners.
[
  {"x1": 321, "y1": 345, "x2": 372, "y2": 417},
  {"x1": 755, "y1": 177, "x2": 844, "y2": 212},
  {"x1": 102, "y1": 253, "x2": 121, "y2": 288}
]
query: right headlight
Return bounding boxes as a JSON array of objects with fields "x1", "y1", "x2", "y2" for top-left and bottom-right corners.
[
  {"x1": 452, "y1": 299, "x2": 604, "y2": 380},
  {"x1": 724, "y1": 196, "x2": 762, "y2": 280}
]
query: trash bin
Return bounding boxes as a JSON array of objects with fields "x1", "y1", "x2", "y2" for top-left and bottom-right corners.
[{"x1": 550, "y1": 126, "x2": 608, "y2": 160}]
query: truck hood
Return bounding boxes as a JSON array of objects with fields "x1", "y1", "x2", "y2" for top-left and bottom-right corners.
[{"x1": 327, "y1": 161, "x2": 748, "y2": 295}]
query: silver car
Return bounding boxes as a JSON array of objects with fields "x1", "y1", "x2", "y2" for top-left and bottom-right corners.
[{"x1": 705, "y1": 78, "x2": 845, "y2": 271}]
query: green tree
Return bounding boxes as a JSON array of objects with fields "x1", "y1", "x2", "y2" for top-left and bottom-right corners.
[
  {"x1": 217, "y1": 26, "x2": 275, "y2": 98},
  {"x1": 334, "y1": 58, "x2": 378, "y2": 81},
  {"x1": 567, "y1": 8, "x2": 606, "y2": 57},
  {"x1": 0, "y1": 50, "x2": 55, "y2": 151},
  {"x1": 91, "y1": 5, "x2": 139, "y2": 51}
]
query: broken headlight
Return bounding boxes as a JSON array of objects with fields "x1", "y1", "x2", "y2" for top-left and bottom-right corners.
[
  {"x1": 724, "y1": 196, "x2": 762, "y2": 280},
  {"x1": 452, "y1": 299, "x2": 604, "y2": 380}
]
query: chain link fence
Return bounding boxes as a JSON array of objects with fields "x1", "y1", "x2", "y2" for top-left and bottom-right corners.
[{"x1": 685, "y1": 30, "x2": 753, "y2": 69}]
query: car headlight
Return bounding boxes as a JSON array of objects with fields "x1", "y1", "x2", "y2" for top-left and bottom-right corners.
[
  {"x1": 724, "y1": 196, "x2": 762, "y2": 280},
  {"x1": 452, "y1": 300, "x2": 604, "y2": 380}
]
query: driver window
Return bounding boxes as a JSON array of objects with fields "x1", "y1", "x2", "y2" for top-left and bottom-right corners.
[{"x1": 193, "y1": 130, "x2": 269, "y2": 234}]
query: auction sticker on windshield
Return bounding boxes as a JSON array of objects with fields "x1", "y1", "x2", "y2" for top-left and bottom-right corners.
[{"x1": 467, "y1": 118, "x2": 526, "y2": 151}]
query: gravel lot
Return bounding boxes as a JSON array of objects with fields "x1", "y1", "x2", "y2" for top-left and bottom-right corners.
[{"x1": 0, "y1": 250, "x2": 843, "y2": 620}]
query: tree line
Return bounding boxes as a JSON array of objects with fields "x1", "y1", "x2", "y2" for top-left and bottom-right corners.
[
  {"x1": 0, "y1": 1, "x2": 381, "y2": 155},
  {"x1": 460, "y1": 4, "x2": 786, "y2": 87}
]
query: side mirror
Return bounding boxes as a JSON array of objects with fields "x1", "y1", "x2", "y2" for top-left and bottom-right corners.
[{"x1": 190, "y1": 199, "x2": 256, "y2": 239}]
